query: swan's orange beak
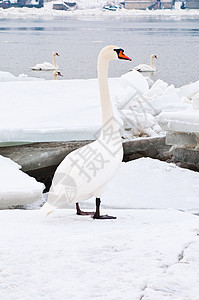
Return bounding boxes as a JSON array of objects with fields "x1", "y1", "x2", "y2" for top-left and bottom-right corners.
[
  {"x1": 56, "y1": 52, "x2": 60, "y2": 56},
  {"x1": 58, "y1": 72, "x2": 63, "y2": 77},
  {"x1": 119, "y1": 51, "x2": 131, "y2": 61}
]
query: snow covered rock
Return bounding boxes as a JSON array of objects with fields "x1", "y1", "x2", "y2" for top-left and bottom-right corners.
[
  {"x1": 0, "y1": 155, "x2": 44, "y2": 209},
  {"x1": 121, "y1": 70, "x2": 149, "y2": 95}
]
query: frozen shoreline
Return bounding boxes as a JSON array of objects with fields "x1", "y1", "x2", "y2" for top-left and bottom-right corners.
[{"x1": 0, "y1": 4, "x2": 199, "y2": 19}]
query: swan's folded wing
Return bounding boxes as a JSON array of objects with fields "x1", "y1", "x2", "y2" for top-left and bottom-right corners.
[
  {"x1": 40, "y1": 157, "x2": 74, "y2": 215},
  {"x1": 31, "y1": 64, "x2": 41, "y2": 70},
  {"x1": 31, "y1": 62, "x2": 57, "y2": 70},
  {"x1": 43, "y1": 62, "x2": 57, "y2": 69},
  {"x1": 133, "y1": 64, "x2": 154, "y2": 72}
]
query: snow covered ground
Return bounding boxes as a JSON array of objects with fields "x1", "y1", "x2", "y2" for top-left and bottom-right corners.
[
  {"x1": 1, "y1": 157, "x2": 199, "y2": 299},
  {"x1": 0, "y1": 207, "x2": 199, "y2": 299},
  {"x1": 1, "y1": 155, "x2": 199, "y2": 299}
]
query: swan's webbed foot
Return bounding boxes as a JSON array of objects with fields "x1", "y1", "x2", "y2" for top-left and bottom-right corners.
[
  {"x1": 93, "y1": 214, "x2": 116, "y2": 220},
  {"x1": 76, "y1": 203, "x2": 94, "y2": 216},
  {"x1": 92, "y1": 198, "x2": 116, "y2": 220},
  {"x1": 77, "y1": 211, "x2": 95, "y2": 216}
]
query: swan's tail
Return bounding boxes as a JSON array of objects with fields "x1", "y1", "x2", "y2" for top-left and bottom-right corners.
[{"x1": 40, "y1": 202, "x2": 56, "y2": 216}]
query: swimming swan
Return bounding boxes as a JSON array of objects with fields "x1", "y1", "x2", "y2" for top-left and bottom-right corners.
[
  {"x1": 40, "y1": 45, "x2": 131, "y2": 219},
  {"x1": 31, "y1": 51, "x2": 60, "y2": 71},
  {"x1": 52, "y1": 70, "x2": 63, "y2": 80},
  {"x1": 134, "y1": 54, "x2": 158, "y2": 72}
]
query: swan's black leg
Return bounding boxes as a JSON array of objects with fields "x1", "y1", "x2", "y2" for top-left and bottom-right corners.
[
  {"x1": 76, "y1": 203, "x2": 94, "y2": 216},
  {"x1": 93, "y1": 198, "x2": 116, "y2": 219}
]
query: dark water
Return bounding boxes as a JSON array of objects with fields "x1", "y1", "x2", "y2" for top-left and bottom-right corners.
[{"x1": 0, "y1": 15, "x2": 199, "y2": 87}]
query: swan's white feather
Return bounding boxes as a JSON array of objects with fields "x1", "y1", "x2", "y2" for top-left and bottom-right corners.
[
  {"x1": 31, "y1": 62, "x2": 57, "y2": 71},
  {"x1": 134, "y1": 64, "x2": 156, "y2": 72},
  {"x1": 40, "y1": 138, "x2": 123, "y2": 215}
]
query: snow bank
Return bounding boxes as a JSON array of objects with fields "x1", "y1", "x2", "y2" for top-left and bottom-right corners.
[
  {"x1": 82, "y1": 157, "x2": 199, "y2": 211},
  {"x1": 0, "y1": 155, "x2": 44, "y2": 208}
]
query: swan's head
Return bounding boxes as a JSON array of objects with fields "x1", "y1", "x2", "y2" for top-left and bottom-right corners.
[
  {"x1": 99, "y1": 45, "x2": 132, "y2": 62},
  {"x1": 151, "y1": 54, "x2": 158, "y2": 59},
  {"x1": 53, "y1": 70, "x2": 63, "y2": 80},
  {"x1": 54, "y1": 70, "x2": 63, "y2": 76},
  {"x1": 52, "y1": 51, "x2": 60, "y2": 57}
]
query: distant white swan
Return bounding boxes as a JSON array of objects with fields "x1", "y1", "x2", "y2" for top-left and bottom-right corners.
[
  {"x1": 31, "y1": 51, "x2": 60, "y2": 71},
  {"x1": 52, "y1": 70, "x2": 63, "y2": 80},
  {"x1": 134, "y1": 54, "x2": 158, "y2": 72},
  {"x1": 40, "y1": 45, "x2": 131, "y2": 219}
]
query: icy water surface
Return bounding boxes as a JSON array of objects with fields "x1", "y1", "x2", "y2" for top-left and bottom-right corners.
[{"x1": 0, "y1": 15, "x2": 198, "y2": 86}]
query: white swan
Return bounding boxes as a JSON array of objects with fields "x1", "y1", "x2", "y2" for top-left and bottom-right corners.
[
  {"x1": 134, "y1": 54, "x2": 158, "y2": 72},
  {"x1": 31, "y1": 51, "x2": 60, "y2": 71},
  {"x1": 40, "y1": 45, "x2": 131, "y2": 219},
  {"x1": 52, "y1": 70, "x2": 63, "y2": 80}
]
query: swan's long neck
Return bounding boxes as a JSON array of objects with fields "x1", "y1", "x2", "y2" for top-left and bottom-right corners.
[
  {"x1": 53, "y1": 73, "x2": 57, "y2": 80},
  {"x1": 150, "y1": 56, "x2": 154, "y2": 68},
  {"x1": 98, "y1": 56, "x2": 117, "y2": 130},
  {"x1": 53, "y1": 55, "x2": 57, "y2": 68},
  {"x1": 97, "y1": 54, "x2": 122, "y2": 151}
]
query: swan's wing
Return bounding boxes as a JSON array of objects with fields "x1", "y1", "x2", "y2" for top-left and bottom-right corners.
[
  {"x1": 40, "y1": 162, "x2": 73, "y2": 215},
  {"x1": 40, "y1": 139, "x2": 122, "y2": 216},
  {"x1": 40, "y1": 143, "x2": 96, "y2": 215},
  {"x1": 43, "y1": 62, "x2": 57, "y2": 69},
  {"x1": 133, "y1": 64, "x2": 155, "y2": 72},
  {"x1": 31, "y1": 62, "x2": 56, "y2": 70}
]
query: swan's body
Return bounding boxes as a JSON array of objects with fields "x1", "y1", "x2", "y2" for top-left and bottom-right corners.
[
  {"x1": 52, "y1": 70, "x2": 63, "y2": 80},
  {"x1": 40, "y1": 45, "x2": 131, "y2": 218},
  {"x1": 31, "y1": 51, "x2": 59, "y2": 71},
  {"x1": 134, "y1": 54, "x2": 158, "y2": 72}
]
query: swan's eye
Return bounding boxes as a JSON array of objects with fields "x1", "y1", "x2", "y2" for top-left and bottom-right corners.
[
  {"x1": 114, "y1": 48, "x2": 132, "y2": 61},
  {"x1": 56, "y1": 52, "x2": 59, "y2": 56}
]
